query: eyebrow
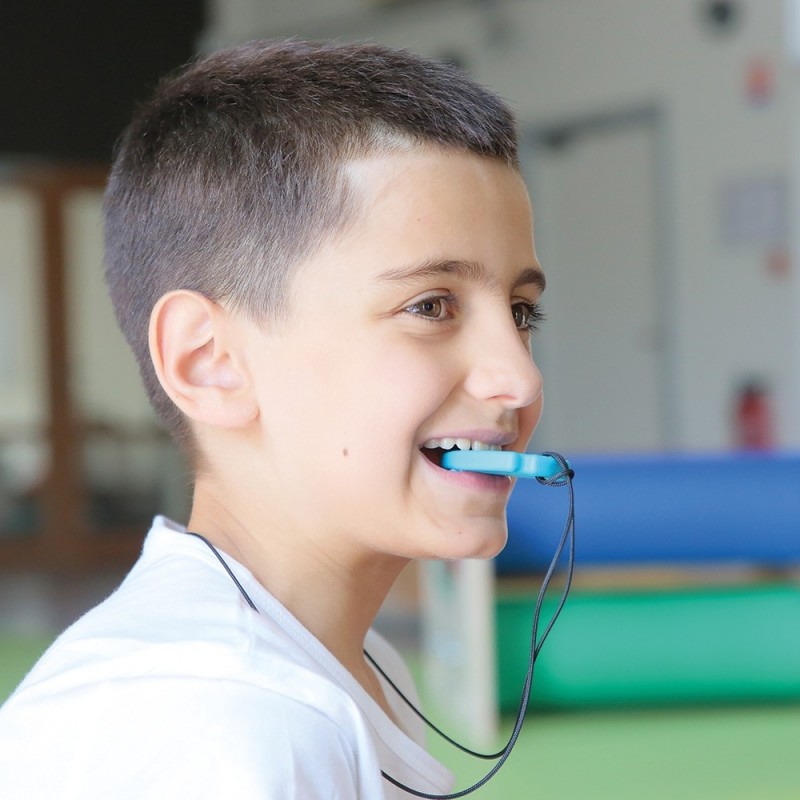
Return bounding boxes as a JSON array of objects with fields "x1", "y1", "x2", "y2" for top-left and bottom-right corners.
[{"x1": 375, "y1": 259, "x2": 546, "y2": 292}]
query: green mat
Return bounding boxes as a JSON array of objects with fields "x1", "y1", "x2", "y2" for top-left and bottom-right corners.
[{"x1": 497, "y1": 583, "x2": 800, "y2": 710}]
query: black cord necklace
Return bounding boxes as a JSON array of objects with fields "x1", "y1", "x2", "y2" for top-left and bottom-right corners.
[{"x1": 186, "y1": 452, "x2": 575, "y2": 799}]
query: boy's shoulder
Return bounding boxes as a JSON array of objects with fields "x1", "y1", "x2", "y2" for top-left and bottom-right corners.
[
  {"x1": 7, "y1": 517, "x2": 356, "y2": 702},
  {"x1": 0, "y1": 650, "x2": 372, "y2": 799},
  {"x1": 0, "y1": 517, "x2": 453, "y2": 797}
]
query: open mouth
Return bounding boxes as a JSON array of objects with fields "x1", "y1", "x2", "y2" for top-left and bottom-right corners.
[{"x1": 420, "y1": 438, "x2": 503, "y2": 468}]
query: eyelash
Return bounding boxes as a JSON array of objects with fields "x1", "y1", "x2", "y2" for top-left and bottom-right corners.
[
  {"x1": 512, "y1": 301, "x2": 546, "y2": 334},
  {"x1": 404, "y1": 294, "x2": 545, "y2": 333}
]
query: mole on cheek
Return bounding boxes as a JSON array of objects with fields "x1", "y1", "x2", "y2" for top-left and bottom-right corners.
[{"x1": 342, "y1": 448, "x2": 349, "y2": 457}]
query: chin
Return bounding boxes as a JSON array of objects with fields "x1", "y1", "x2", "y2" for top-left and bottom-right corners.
[{"x1": 434, "y1": 521, "x2": 508, "y2": 561}]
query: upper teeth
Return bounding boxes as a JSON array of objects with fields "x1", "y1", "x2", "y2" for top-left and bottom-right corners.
[{"x1": 422, "y1": 438, "x2": 503, "y2": 451}]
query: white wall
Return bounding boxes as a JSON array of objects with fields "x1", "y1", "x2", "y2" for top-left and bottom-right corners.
[
  {"x1": 487, "y1": 0, "x2": 794, "y2": 449},
  {"x1": 65, "y1": 190, "x2": 154, "y2": 427},
  {"x1": 0, "y1": 186, "x2": 155, "y2": 431},
  {"x1": 0, "y1": 184, "x2": 176, "y2": 505},
  {"x1": 0, "y1": 188, "x2": 46, "y2": 432},
  {"x1": 0, "y1": 188, "x2": 49, "y2": 497},
  {"x1": 205, "y1": 0, "x2": 800, "y2": 451}
]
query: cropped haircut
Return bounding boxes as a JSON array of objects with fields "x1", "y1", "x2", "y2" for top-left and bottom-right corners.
[{"x1": 104, "y1": 39, "x2": 520, "y2": 443}]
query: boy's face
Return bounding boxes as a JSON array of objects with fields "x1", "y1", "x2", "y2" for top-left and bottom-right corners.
[{"x1": 238, "y1": 149, "x2": 544, "y2": 563}]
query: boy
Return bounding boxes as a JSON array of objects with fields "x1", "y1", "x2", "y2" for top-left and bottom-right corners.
[{"x1": 0, "y1": 40, "x2": 545, "y2": 797}]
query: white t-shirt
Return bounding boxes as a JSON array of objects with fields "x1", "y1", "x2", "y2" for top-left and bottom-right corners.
[{"x1": 0, "y1": 517, "x2": 454, "y2": 798}]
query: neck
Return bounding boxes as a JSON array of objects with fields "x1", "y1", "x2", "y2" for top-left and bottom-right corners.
[{"x1": 187, "y1": 482, "x2": 410, "y2": 702}]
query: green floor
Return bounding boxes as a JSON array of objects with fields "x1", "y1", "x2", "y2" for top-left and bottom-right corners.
[
  {"x1": 0, "y1": 630, "x2": 53, "y2": 701},
  {"x1": 426, "y1": 704, "x2": 800, "y2": 799},
  {"x1": 2, "y1": 632, "x2": 798, "y2": 798}
]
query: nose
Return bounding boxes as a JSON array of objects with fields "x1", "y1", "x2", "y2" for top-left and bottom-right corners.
[{"x1": 462, "y1": 320, "x2": 543, "y2": 410}]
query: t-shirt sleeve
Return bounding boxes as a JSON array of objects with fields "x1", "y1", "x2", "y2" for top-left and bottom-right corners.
[{"x1": 0, "y1": 675, "x2": 371, "y2": 799}]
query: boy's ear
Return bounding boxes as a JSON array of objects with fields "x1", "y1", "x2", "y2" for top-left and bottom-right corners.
[{"x1": 149, "y1": 290, "x2": 258, "y2": 428}]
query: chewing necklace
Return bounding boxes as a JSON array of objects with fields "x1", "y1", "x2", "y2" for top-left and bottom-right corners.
[{"x1": 186, "y1": 451, "x2": 575, "y2": 798}]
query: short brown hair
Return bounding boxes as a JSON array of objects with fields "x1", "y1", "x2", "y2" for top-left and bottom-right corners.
[{"x1": 104, "y1": 39, "x2": 519, "y2": 441}]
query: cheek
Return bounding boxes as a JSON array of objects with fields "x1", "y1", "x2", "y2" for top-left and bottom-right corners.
[
  {"x1": 337, "y1": 348, "x2": 452, "y2": 454},
  {"x1": 372, "y1": 349, "x2": 452, "y2": 418}
]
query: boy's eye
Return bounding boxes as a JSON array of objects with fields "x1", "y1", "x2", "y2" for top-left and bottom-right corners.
[
  {"x1": 512, "y1": 301, "x2": 545, "y2": 333},
  {"x1": 405, "y1": 294, "x2": 455, "y2": 320}
]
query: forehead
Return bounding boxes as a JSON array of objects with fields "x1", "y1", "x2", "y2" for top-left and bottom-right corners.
[
  {"x1": 293, "y1": 149, "x2": 542, "y2": 297},
  {"x1": 346, "y1": 148, "x2": 532, "y2": 234}
]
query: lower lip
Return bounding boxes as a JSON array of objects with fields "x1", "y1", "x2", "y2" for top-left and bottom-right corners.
[{"x1": 421, "y1": 452, "x2": 514, "y2": 493}]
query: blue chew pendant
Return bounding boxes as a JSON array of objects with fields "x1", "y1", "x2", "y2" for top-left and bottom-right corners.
[{"x1": 441, "y1": 450, "x2": 563, "y2": 480}]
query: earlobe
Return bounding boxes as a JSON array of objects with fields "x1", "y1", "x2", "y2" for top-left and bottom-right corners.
[{"x1": 149, "y1": 291, "x2": 258, "y2": 428}]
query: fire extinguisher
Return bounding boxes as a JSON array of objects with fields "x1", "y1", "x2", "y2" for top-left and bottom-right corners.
[{"x1": 733, "y1": 379, "x2": 775, "y2": 450}]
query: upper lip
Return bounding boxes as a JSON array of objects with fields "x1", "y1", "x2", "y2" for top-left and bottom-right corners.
[{"x1": 419, "y1": 430, "x2": 518, "y2": 448}]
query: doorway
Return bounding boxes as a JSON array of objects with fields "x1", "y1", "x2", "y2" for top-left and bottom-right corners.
[{"x1": 523, "y1": 107, "x2": 673, "y2": 452}]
